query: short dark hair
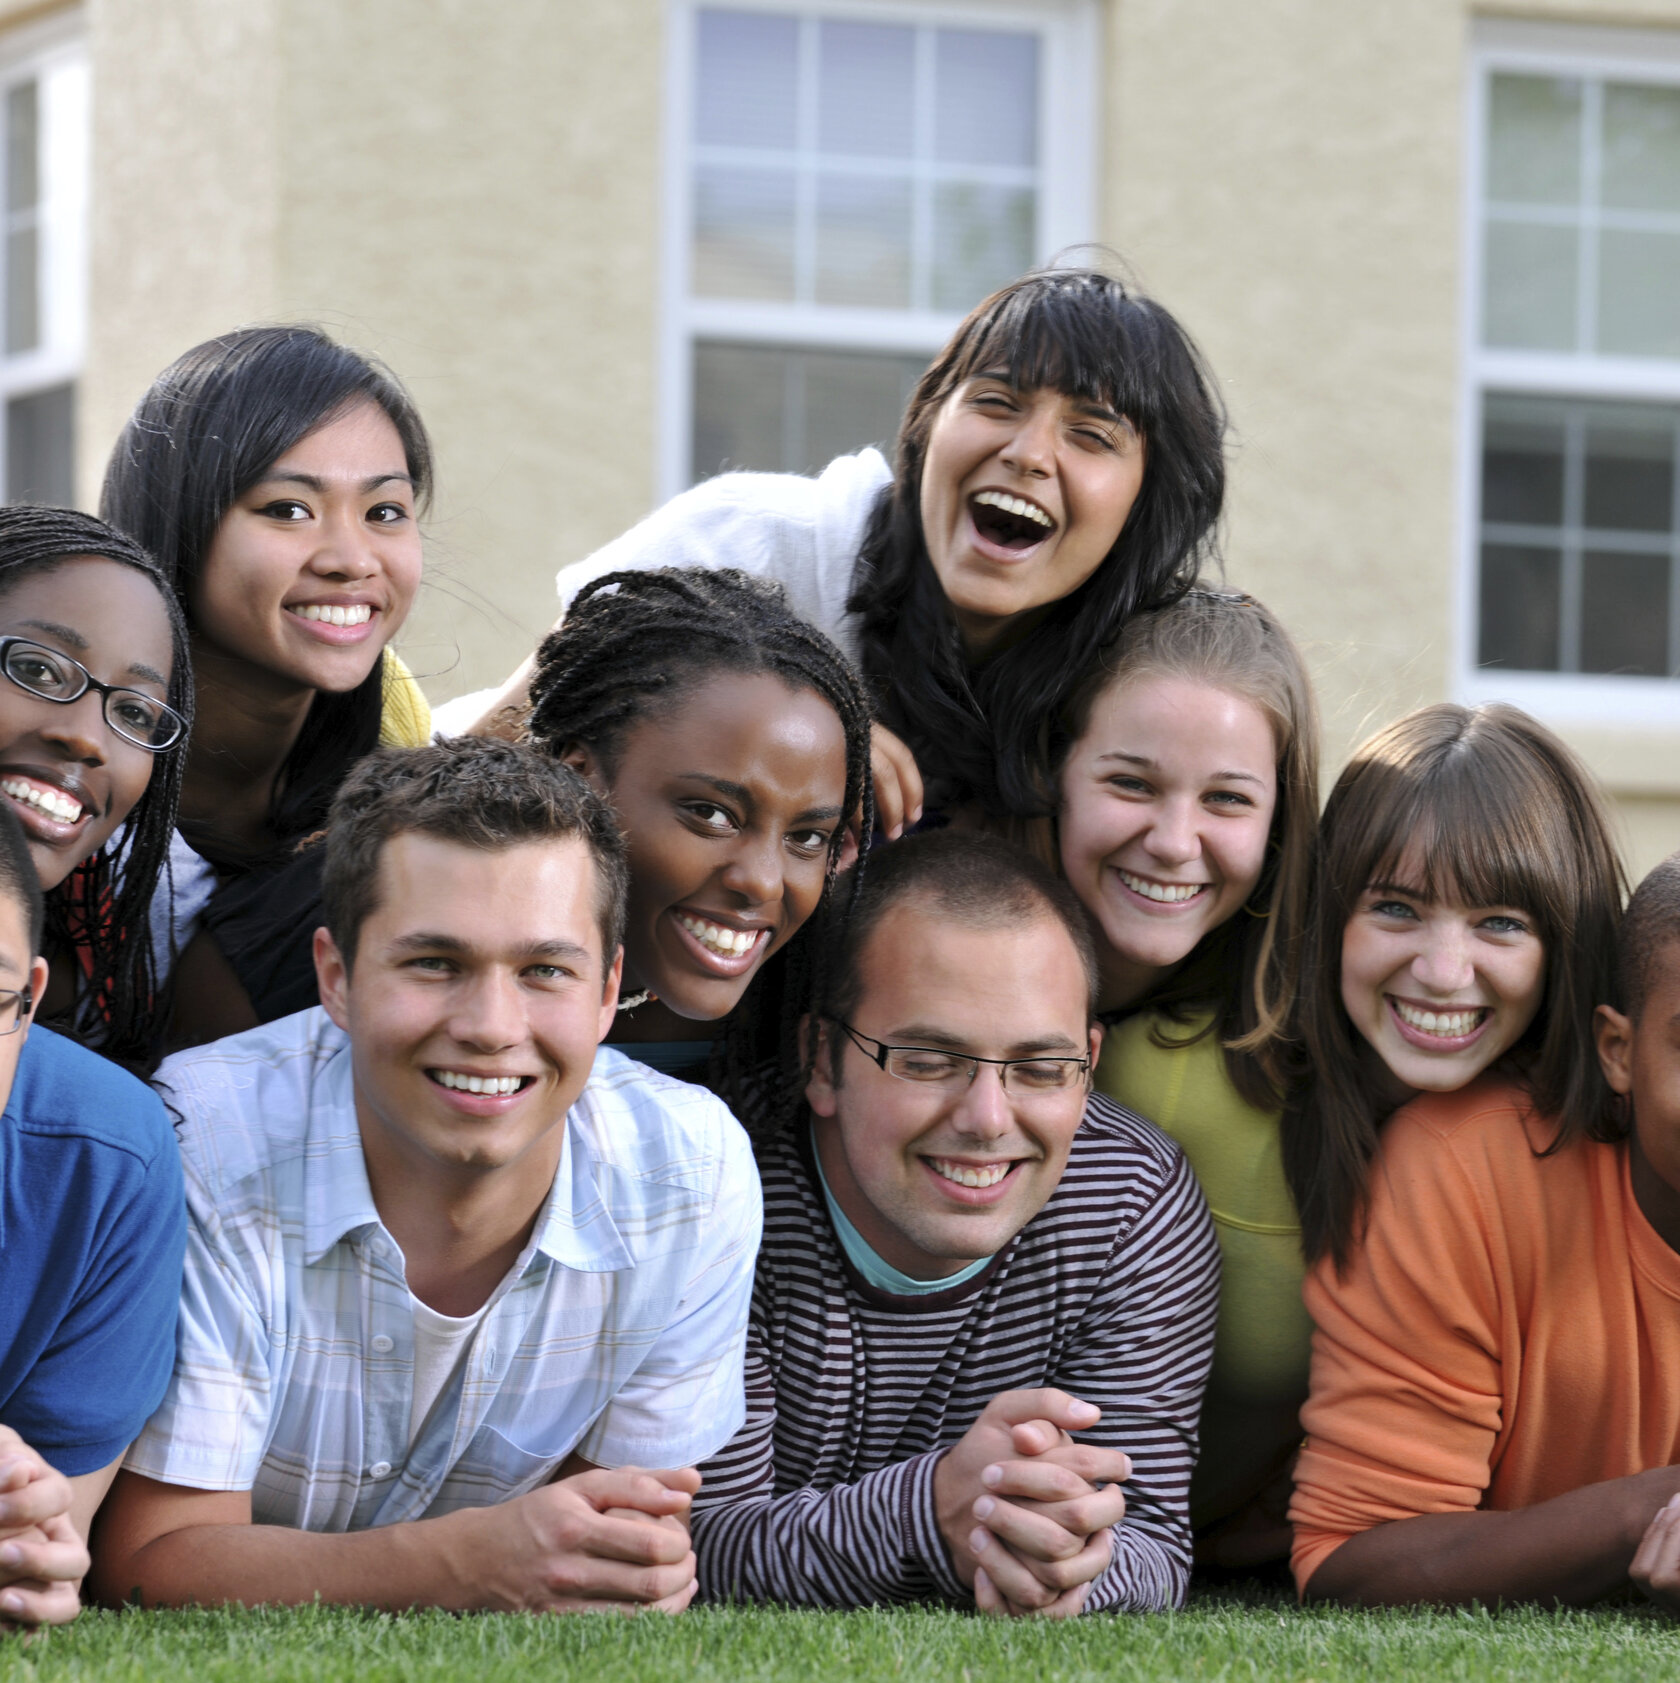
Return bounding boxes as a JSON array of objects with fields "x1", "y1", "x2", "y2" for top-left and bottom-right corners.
[
  {"x1": 1621, "y1": 852, "x2": 1680, "y2": 1024},
  {"x1": 0, "y1": 800, "x2": 44, "y2": 957},
  {"x1": 321, "y1": 738, "x2": 628, "y2": 973},
  {"x1": 819, "y1": 831, "x2": 1100, "y2": 1059}
]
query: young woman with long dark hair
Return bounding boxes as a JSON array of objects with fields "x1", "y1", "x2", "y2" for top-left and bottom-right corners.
[
  {"x1": 99, "y1": 325, "x2": 434, "y2": 1045},
  {"x1": 470, "y1": 265, "x2": 1225, "y2": 833}
]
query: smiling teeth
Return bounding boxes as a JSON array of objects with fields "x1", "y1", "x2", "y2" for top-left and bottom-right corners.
[
  {"x1": 1, "y1": 778, "x2": 82, "y2": 823},
  {"x1": 677, "y1": 912, "x2": 764, "y2": 958},
  {"x1": 1393, "y1": 1001, "x2": 1486, "y2": 1038},
  {"x1": 433, "y1": 1070, "x2": 524, "y2": 1095},
  {"x1": 973, "y1": 489, "x2": 1053, "y2": 529},
  {"x1": 291, "y1": 604, "x2": 372, "y2": 627},
  {"x1": 1118, "y1": 869, "x2": 1204, "y2": 904},
  {"x1": 929, "y1": 1158, "x2": 1010, "y2": 1190}
]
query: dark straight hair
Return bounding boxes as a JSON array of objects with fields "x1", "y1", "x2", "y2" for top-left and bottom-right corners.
[
  {"x1": 99, "y1": 324, "x2": 433, "y2": 845},
  {"x1": 850, "y1": 265, "x2": 1227, "y2": 819},
  {"x1": 0, "y1": 505, "x2": 193, "y2": 1067},
  {"x1": 1281, "y1": 703, "x2": 1625, "y2": 1271}
]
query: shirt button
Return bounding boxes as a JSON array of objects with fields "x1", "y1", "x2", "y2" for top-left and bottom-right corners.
[
  {"x1": 371, "y1": 1335, "x2": 394, "y2": 1354},
  {"x1": 369, "y1": 1460, "x2": 393, "y2": 1478}
]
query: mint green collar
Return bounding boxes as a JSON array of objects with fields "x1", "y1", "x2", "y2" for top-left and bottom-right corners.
[{"x1": 809, "y1": 1124, "x2": 994, "y2": 1297}]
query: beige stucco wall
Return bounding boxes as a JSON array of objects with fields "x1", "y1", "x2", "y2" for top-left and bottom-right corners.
[
  {"x1": 1105, "y1": 0, "x2": 1680, "y2": 881},
  {"x1": 36, "y1": 0, "x2": 1680, "y2": 879},
  {"x1": 81, "y1": 0, "x2": 665, "y2": 707}
]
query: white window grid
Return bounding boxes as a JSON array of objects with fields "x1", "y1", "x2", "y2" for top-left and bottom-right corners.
[
  {"x1": 1461, "y1": 18, "x2": 1680, "y2": 724},
  {"x1": 660, "y1": 0, "x2": 1098, "y2": 500}
]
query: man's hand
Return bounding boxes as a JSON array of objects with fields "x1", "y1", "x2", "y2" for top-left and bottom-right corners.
[
  {"x1": 0, "y1": 1429, "x2": 87, "y2": 1631},
  {"x1": 447, "y1": 1466, "x2": 702, "y2": 1614},
  {"x1": 1633, "y1": 1493, "x2": 1680, "y2": 1615},
  {"x1": 933, "y1": 1390, "x2": 1129, "y2": 1619}
]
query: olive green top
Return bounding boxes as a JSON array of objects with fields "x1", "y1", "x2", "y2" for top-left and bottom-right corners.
[{"x1": 1096, "y1": 1009, "x2": 1311, "y2": 1527}]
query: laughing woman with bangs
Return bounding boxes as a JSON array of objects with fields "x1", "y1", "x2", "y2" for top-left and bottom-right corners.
[{"x1": 465, "y1": 265, "x2": 1226, "y2": 833}]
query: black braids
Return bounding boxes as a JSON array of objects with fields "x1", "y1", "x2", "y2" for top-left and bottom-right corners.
[
  {"x1": 527, "y1": 567, "x2": 875, "y2": 1123},
  {"x1": 0, "y1": 505, "x2": 195, "y2": 1071}
]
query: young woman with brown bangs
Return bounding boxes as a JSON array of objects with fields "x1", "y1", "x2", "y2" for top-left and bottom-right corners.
[
  {"x1": 462, "y1": 265, "x2": 1226, "y2": 838},
  {"x1": 1283, "y1": 703, "x2": 1639, "y2": 1609}
]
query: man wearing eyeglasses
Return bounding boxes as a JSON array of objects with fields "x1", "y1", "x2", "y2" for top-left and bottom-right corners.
[
  {"x1": 691, "y1": 830, "x2": 1219, "y2": 1616},
  {"x1": 0, "y1": 803, "x2": 185, "y2": 1630}
]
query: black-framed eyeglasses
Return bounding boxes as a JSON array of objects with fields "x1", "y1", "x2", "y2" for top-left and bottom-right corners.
[
  {"x1": 832, "y1": 1020, "x2": 1090, "y2": 1096},
  {"x1": 0, "y1": 985, "x2": 33, "y2": 1035},
  {"x1": 0, "y1": 638, "x2": 184, "y2": 752}
]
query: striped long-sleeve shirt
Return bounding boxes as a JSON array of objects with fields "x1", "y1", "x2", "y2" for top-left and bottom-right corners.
[{"x1": 691, "y1": 1093, "x2": 1220, "y2": 1611}]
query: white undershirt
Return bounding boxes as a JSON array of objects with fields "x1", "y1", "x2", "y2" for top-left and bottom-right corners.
[{"x1": 408, "y1": 1296, "x2": 491, "y2": 1445}]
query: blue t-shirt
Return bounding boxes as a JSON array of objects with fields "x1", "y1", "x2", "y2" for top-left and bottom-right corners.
[{"x1": 0, "y1": 1026, "x2": 186, "y2": 1475}]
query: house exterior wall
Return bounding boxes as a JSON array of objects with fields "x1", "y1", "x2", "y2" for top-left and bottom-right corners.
[{"x1": 24, "y1": 0, "x2": 1680, "y2": 877}]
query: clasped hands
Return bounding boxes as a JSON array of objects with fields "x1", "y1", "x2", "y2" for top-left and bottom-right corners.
[
  {"x1": 933, "y1": 1388, "x2": 1130, "y2": 1619},
  {"x1": 0, "y1": 1426, "x2": 87, "y2": 1631}
]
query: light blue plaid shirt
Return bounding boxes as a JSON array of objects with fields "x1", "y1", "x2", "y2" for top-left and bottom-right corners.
[{"x1": 127, "y1": 1009, "x2": 761, "y2": 1532}]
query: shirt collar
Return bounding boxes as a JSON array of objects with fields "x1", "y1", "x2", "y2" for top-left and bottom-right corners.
[
  {"x1": 300, "y1": 1039, "x2": 634, "y2": 1275},
  {"x1": 301, "y1": 1039, "x2": 382, "y2": 1264},
  {"x1": 530, "y1": 1079, "x2": 635, "y2": 1273}
]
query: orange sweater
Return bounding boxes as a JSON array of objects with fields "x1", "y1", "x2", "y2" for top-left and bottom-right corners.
[{"x1": 1290, "y1": 1078, "x2": 1680, "y2": 1593}]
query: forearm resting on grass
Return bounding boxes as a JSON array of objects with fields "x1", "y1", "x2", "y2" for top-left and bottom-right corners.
[
  {"x1": 1304, "y1": 1466, "x2": 1680, "y2": 1608},
  {"x1": 90, "y1": 1462, "x2": 702, "y2": 1614}
]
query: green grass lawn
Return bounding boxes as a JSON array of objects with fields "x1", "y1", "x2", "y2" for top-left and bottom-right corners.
[{"x1": 1, "y1": 1590, "x2": 1677, "y2": 1682}]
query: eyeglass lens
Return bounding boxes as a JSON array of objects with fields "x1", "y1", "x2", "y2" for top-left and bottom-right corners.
[{"x1": 2, "y1": 641, "x2": 181, "y2": 749}]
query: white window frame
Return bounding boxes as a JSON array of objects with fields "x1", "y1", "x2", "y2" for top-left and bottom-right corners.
[
  {"x1": 659, "y1": 0, "x2": 1099, "y2": 498},
  {"x1": 1460, "y1": 18, "x2": 1680, "y2": 726}
]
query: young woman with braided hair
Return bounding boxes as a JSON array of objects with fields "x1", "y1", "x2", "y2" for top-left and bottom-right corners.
[
  {"x1": 468, "y1": 264, "x2": 1225, "y2": 835},
  {"x1": 0, "y1": 506, "x2": 193, "y2": 1068},
  {"x1": 526, "y1": 566, "x2": 872, "y2": 1107}
]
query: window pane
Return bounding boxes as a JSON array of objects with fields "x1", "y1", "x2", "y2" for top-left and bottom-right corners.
[
  {"x1": 1482, "y1": 220, "x2": 1577, "y2": 350},
  {"x1": 1602, "y1": 82, "x2": 1680, "y2": 214},
  {"x1": 692, "y1": 342, "x2": 784, "y2": 480},
  {"x1": 815, "y1": 173, "x2": 911, "y2": 307},
  {"x1": 5, "y1": 382, "x2": 73, "y2": 505},
  {"x1": 818, "y1": 21, "x2": 913, "y2": 159},
  {"x1": 692, "y1": 341, "x2": 924, "y2": 480},
  {"x1": 1478, "y1": 543, "x2": 1561, "y2": 671},
  {"x1": 1598, "y1": 229, "x2": 1680, "y2": 358},
  {"x1": 935, "y1": 30, "x2": 1037, "y2": 167},
  {"x1": 803, "y1": 348, "x2": 923, "y2": 470},
  {"x1": 1584, "y1": 417, "x2": 1675, "y2": 532},
  {"x1": 6, "y1": 80, "x2": 36, "y2": 215},
  {"x1": 695, "y1": 10, "x2": 798, "y2": 149},
  {"x1": 5, "y1": 223, "x2": 36, "y2": 355},
  {"x1": 932, "y1": 182, "x2": 1034, "y2": 312},
  {"x1": 693, "y1": 166, "x2": 796, "y2": 300},
  {"x1": 1487, "y1": 74, "x2": 1581, "y2": 205},
  {"x1": 1580, "y1": 550, "x2": 1670, "y2": 675},
  {"x1": 1482, "y1": 403, "x2": 1566, "y2": 525}
]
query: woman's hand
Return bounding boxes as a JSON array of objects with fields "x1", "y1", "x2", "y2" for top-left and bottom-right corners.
[
  {"x1": 869, "y1": 722, "x2": 923, "y2": 842},
  {"x1": 1633, "y1": 1493, "x2": 1680, "y2": 1615}
]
